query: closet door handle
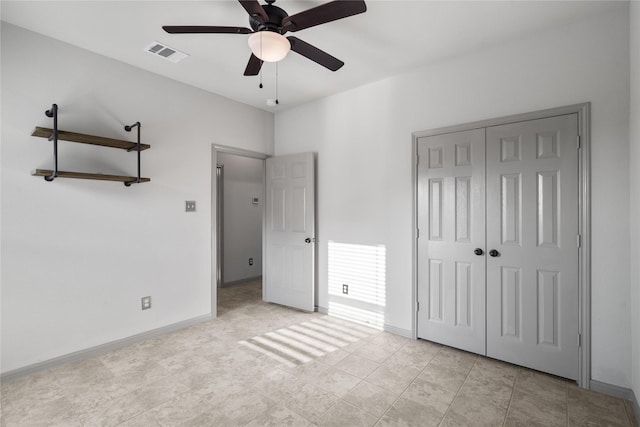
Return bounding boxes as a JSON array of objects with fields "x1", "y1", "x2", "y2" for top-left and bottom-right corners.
[
  {"x1": 489, "y1": 249, "x2": 500, "y2": 257},
  {"x1": 474, "y1": 248, "x2": 484, "y2": 256}
]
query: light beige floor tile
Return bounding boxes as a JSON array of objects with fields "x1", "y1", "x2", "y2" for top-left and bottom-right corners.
[
  {"x1": 80, "y1": 375, "x2": 189, "y2": 426},
  {"x1": 317, "y1": 400, "x2": 378, "y2": 427},
  {"x1": 314, "y1": 367, "x2": 362, "y2": 397},
  {"x1": 505, "y1": 387, "x2": 567, "y2": 427},
  {"x1": 376, "y1": 396, "x2": 445, "y2": 427},
  {"x1": 336, "y1": 353, "x2": 381, "y2": 379},
  {"x1": 400, "y1": 376, "x2": 457, "y2": 414},
  {"x1": 317, "y1": 348, "x2": 350, "y2": 366},
  {"x1": 418, "y1": 361, "x2": 469, "y2": 393},
  {"x1": 0, "y1": 280, "x2": 632, "y2": 427},
  {"x1": 353, "y1": 342, "x2": 397, "y2": 364},
  {"x1": 150, "y1": 391, "x2": 209, "y2": 427},
  {"x1": 245, "y1": 404, "x2": 314, "y2": 427},
  {"x1": 431, "y1": 346, "x2": 477, "y2": 370},
  {"x1": 1, "y1": 369, "x2": 65, "y2": 408},
  {"x1": 514, "y1": 368, "x2": 567, "y2": 403},
  {"x1": 440, "y1": 394, "x2": 507, "y2": 426},
  {"x1": 457, "y1": 359, "x2": 516, "y2": 410},
  {"x1": 103, "y1": 361, "x2": 173, "y2": 399},
  {"x1": 343, "y1": 380, "x2": 399, "y2": 418},
  {"x1": 284, "y1": 383, "x2": 339, "y2": 422},
  {"x1": 116, "y1": 410, "x2": 161, "y2": 426},
  {"x1": 2, "y1": 396, "x2": 82, "y2": 427},
  {"x1": 181, "y1": 389, "x2": 275, "y2": 427},
  {"x1": 52, "y1": 357, "x2": 114, "y2": 387},
  {"x1": 382, "y1": 348, "x2": 431, "y2": 378},
  {"x1": 252, "y1": 367, "x2": 300, "y2": 399},
  {"x1": 625, "y1": 399, "x2": 639, "y2": 426},
  {"x1": 366, "y1": 365, "x2": 416, "y2": 395},
  {"x1": 399, "y1": 339, "x2": 441, "y2": 358},
  {"x1": 567, "y1": 386, "x2": 631, "y2": 426}
]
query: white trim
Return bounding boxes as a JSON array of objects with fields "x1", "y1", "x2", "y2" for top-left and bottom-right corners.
[
  {"x1": 211, "y1": 145, "x2": 270, "y2": 317},
  {"x1": 317, "y1": 306, "x2": 329, "y2": 315},
  {"x1": 589, "y1": 380, "x2": 636, "y2": 400},
  {"x1": 384, "y1": 324, "x2": 413, "y2": 338},
  {"x1": 220, "y1": 276, "x2": 263, "y2": 288},
  {"x1": 411, "y1": 103, "x2": 591, "y2": 388},
  {"x1": 0, "y1": 314, "x2": 212, "y2": 383},
  {"x1": 589, "y1": 380, "x2": 640, "y2": 423}
]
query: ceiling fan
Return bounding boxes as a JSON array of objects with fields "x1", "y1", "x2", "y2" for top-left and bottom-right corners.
[{"x1": 163, "y1": 0, "x2": 367, "y2": 76}]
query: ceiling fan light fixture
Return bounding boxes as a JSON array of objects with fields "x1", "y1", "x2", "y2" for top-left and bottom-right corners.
[{"x1": 248, "y1": 31, "x2": 290, "y2": 62}]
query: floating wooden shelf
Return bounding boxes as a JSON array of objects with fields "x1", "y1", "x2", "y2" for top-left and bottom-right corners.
[
  {"x1": 32, "y1": 169, "x2": 151, "y2": 184},
  {"x1": 31, "y1": 127, "x2": 151, "y2": 151},
  {"x1": 31, "y1": 104, "x2": 150, "y2": 186}
]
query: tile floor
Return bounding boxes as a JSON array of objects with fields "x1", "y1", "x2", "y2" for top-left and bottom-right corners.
[{"x1": 1, "y1": 279, "x2": 637, "y2": 426}]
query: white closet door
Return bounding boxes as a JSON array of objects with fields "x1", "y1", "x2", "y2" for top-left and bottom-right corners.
[
  {"x1": 485, "y1": 114, "x2": 579, "y2": 380},
  {"x1": 265, "y1": 152, "x2": 315, "y2": 312},
  {"x1": 417, "y1": 129, "x2": 487, "y2": 355}
]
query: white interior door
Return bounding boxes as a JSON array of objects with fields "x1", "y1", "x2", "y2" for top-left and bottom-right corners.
[
  {"x1": 265, "y1": 152, "x2": 315, "y2": 312},
  {"x1": 417, "y1": 129, "x2": 487, "y2": 355},
  {"x1": 486, "y1": 114, "x2": 579, "y2": 380}
]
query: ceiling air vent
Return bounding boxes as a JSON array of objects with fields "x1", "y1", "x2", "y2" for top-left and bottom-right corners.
[{"x1": 144, "y1": 41, "x2": 189, "y2": 63}]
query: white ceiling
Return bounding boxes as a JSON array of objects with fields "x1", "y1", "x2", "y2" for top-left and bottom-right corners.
[{"x1": 1, "y1": 1, "x2": 618, "y2": 111}]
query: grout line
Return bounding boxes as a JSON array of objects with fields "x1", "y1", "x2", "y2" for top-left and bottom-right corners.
[
  {"x1": 566, "y1": 378, "x2": 570, "y2": 427},
  {"x1": 436, "y1": 354, "x2": 479, "y2": 427},
  {"x1": 501, "y1": 366, "x2": 521, "y2": 427},
  {"x1": 372, "y1": 344, "x2": 445, "y2": 426}
]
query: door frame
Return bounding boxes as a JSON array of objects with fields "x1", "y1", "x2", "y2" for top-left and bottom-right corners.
[
  {"x1": 211, "y1": 144, "x2": 270, "y2": 318},
  {"x1": 411, "y1": 103, "x2": 591, "y2": 388}
]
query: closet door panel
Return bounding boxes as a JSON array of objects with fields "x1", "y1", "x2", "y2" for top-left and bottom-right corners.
[{"x1": 417, "y1": 129, "x2": 486, "y2": 355}]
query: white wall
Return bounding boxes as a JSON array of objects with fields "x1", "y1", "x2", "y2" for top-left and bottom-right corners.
[
  {"x1": 0, "y1": 23, "x2": 274, "y2": 373},
  {"x1": 218, "y1": 153, "x2": 264, "y2": 284},
  {"x1": 629, "y1": 0, "x2": 640, "y2": 405},
  {"x1": 275, "y1": 5, "x2": 631, "y2": 387}
]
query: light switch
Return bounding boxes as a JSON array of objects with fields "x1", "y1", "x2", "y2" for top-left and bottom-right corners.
[{"x1": 186, "y1": 201, "x2": 196, "y2": 212}]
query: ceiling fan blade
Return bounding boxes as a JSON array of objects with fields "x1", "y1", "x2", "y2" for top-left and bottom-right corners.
[
  {"x1": 287, "y1": 36, "x2": 344, "y2": 71},
  {"x1": 244, "y1": 54, "x2": 264, "y2": 76},
  {"x1": 163, "y1": 26, "x2": 252, "y2": 34},
  {"x1": 282, "y1": 0, "x2": 366, "y2": 33},
  {"x1": 238, "y1": 0, "x2": 269, "y2": 24}
]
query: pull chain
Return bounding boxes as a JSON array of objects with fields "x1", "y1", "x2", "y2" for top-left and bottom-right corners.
[
  {"x1": 275, "y1": 61, "x2": 279, "y2": 105},
  {"x1": 259, "y1": 33, "x2": 263, "y2": 89}
]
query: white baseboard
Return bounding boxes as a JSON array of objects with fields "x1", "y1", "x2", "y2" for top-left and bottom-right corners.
[
  {"x1": 383, "y1": 324, "x2": 413, "y2": 338},
  {"x1": 317, "y1": 306, "x2": 328, "y2": 315},
  {"x1": 221, "y1": 276, "x2": 262, "y2": 288},
  {"x1": 590, "y1": 380, "x2": 640, "y2": 423},
  {"x1": 1, "y1": 314, "x2": 212, "y2": 383}
]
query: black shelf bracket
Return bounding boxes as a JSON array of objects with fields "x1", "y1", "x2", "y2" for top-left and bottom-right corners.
[
  {"x1": 44, "y1": 104, "x2": 58, "y2": 182},
  {"x1": 124, "y1": 121, "x2": 141, "y2": 187}
]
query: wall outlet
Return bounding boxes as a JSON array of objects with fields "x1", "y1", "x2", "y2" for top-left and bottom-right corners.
[
  {"x1": 342, "y1": 284, "x2": 349, "y2": 294},
  {"x1": 249, "y1": 258, "x2": 253, "y2": 266},
  {"x1": 141, "y1": 296, "x2": 151, "y2": 310},
  {"x1": 185, "y1": 201, "x2": 196, "y2": 212}
]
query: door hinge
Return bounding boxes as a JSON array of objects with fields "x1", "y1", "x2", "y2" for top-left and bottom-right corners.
[
  {"x1": 577, "y1": 333, "x2": 582, "y2": 348},
  {"x1": 416, "y1": 154, "x2": 420, "y2": 165},
  {"x1": 416, "y1": 228, "x2": 420, "y2": 238},
  {"x1": 577, "y1": 234, "x2": 582, "y2": 248},
  {"x1": 417, "y1": 301, "x2": 420, "y2": 312},
  {"x1": 577, "y1": 135, "x2": 581, "y2": 149}
]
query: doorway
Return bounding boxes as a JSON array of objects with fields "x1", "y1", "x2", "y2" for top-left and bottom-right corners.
[
  {"x1": 412, "y1": 103, "x2": 591, "y2": 387},
  {"x1": 213, "y1": 146, "x2": 268, "y2": 315}
]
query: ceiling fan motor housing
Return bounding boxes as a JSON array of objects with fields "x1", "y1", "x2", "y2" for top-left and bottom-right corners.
[{"x1": 249, "y1": 4, "x2": 288, "y2": 33}]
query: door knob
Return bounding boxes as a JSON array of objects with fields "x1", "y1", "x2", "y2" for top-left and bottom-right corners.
[
  {"x1": 305, "y1": 238, "x2": 312, "y2": 243},
  {"x1": 489, "y1": 249, "x2": 500, "y2": 257},
  {"x1": 474, "y1": 248, "x2": 484, "y2": 256}
]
